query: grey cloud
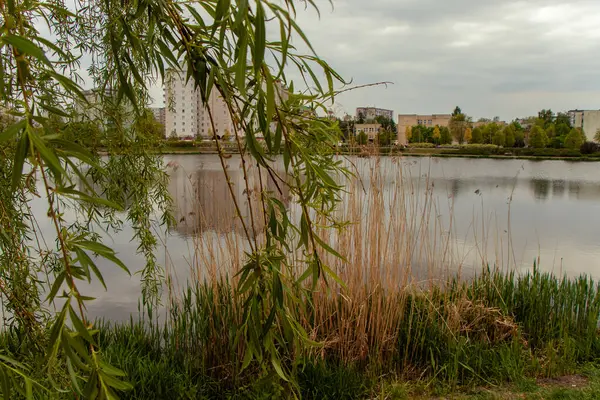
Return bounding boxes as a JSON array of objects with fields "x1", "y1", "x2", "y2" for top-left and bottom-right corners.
[{"x1": 286, "y1": 0, "x2": 600, "y2": 120}]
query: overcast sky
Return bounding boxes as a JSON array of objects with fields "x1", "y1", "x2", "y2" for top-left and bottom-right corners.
[{"x1": 149, "y1": 0, "x2": 600, "y2": 121}]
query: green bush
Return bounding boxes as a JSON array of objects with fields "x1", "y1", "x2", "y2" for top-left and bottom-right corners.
[
  {"x1": 407, "y1": 142, "x2": 435, "y2": 148},
  {"x1": 452, "y1": 144, "x2": 503, "y2": 155},
  {"x1": 165, "y1": 140, "x2": 196, "y2": 148}
]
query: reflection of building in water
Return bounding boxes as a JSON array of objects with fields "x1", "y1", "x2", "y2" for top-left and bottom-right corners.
[
  {"x1": 552, "y1": 180, "x2": 566, "y2": 198},
  {"x1": 169, "y1": 164, "x2": 290, "y2": 237},
  {"x1": 531, "y1": 179, "x2": 550, "y2": 201}
]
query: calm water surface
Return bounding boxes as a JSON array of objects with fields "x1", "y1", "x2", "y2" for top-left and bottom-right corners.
[{"x1": 30, "y1": 155, "x2": 600, "y2": 321}]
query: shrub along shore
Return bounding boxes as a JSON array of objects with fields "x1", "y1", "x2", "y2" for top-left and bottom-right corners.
[
  {"x1": 156, "y1": 141, "x2": 600, "y2": 161},
  {"x1": 5, "y1": 266, "x2": 599, "y2": 399}
]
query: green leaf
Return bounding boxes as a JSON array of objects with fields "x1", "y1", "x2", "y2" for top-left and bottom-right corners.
[
  {"x1": 46, "y1": 270, "x2": 66, "y2": 302},
  {"x1": 28, "y1": 127, "x2": 65, "y2": 180},
  {"x1": 322, "y1": 263, "x2": 346, "y2": 289},
  {"x1": 73, "y1": 241, "x2": 130, "y2": 275},
  {"x1": 2, "y1": 35, "x2": 51, "y2": 67},
  {"x1": 235, "y1": 30, "x2": 248, "y2": 94},
  {"x1": 271, "y1": 356, "x2": 289, "y2": 382},
  {"x1": 0, "y1": 367, "x2": 11, "y2": 400},
  {"x1": 48, "y1": 71, "x2": 87, "y2": 103},
  {"x1": 56, "y1": 187, "x2": 123, "y2": 211},
  {"x1": 254, "y1": 1, "x2": 266, "y2": 73},
  {"x1": 99, "y1": 360, "x2": 127, "y2": 378},
  {"x1": 40, "y1": 103, "x2": 71, "y2": 118},
  {"x1": 241, "y1": 347, "x2": 253, "y2": 371},
  {"x1": 0, "y1": 119, "x2": 25, "y2": 143},
  {"x1": 313, "y1": 233, "x2": 346, "y2": 261},
  {"x1": 99, "y1": 371, "x2": 133, "y2": 391},
  {"x1": 11, "y1": 129, "x2": 29, "y2": 191},
  {"x1": 45, "y1": 300, "x2": 68, "y2": 366},
  {"x1": 69, "y1": 305, "x2": 95, "y2": 344},
  {"x1": 66, "y1": 358, "x2": 82, "y2": 394},
  {"x1": 75, "y1": 248, "x2": 106, "y2": 290}
]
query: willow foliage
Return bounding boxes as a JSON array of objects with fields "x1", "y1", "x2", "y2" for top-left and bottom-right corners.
[{"x1": 0, "y1": 0, "x2": 347, "y2": 398}]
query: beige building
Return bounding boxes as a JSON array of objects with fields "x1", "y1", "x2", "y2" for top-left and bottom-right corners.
[
  {"x1": 568, "y1": 110, "x2": 600, "y2": 141},
  {"x1": 355, "y1": 123, "x2": 381, "y2": 142},
  {"x1": 397, "y1": 114, "x2": 452, "y2": 144}
]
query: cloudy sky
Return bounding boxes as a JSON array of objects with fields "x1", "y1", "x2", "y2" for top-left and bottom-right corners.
[
  {"x1": 282, "y1": 0, "x2": 600, "y2": 121},
  {"x1": 146, "y1": 0, "x2": 600, "y2": 121}
]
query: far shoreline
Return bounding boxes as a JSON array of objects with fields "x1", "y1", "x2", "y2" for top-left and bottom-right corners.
[{"x1": 152, "y1": 146, "x2": 600, "y2": 162}]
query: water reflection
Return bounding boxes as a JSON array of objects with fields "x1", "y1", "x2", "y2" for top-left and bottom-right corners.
[
  {"x1": 531, "y1": 179, "x2": 550, "y2": 201},
  {"x1": 168, "y1": 160, "x2": 290, "y2": 237},
  {"x1": 62, "y1": 155, "x2": 600, "y2": 321},
  {"x1": 552, "y1": 180, "x2": 565, "y2": 198}
]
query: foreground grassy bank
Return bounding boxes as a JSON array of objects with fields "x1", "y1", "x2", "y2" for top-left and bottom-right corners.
[{"x1": 5, "y1": 266, "x2": 598, "y2": 399}]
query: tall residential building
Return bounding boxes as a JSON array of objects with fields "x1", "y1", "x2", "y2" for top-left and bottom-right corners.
[
  {"x1": 397, "y1": 114, "x2": 452, "y2": 144},
  {"x1": 164, "y1": 69, "x2": 235, "y2": 139},
  {"x1": 356, "y1": 107, "x2": 394, "y2": 121},
  {"x1": 568, "y1": 110, "x2": 600, "y2": 140},
  {"x1": 164, "y1": 70, "x2": 203, "y2": 138}
]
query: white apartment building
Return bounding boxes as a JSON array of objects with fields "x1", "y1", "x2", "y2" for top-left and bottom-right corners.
[
  {"x1": 356, "y1": 107, "x2": 394, "y2": 121},
  {"x1": 164, "y1": 70, "x2": 202, "y2": 138},
  {"x1": 164, "y1": 69, "x2": 235, "y2": 139}
]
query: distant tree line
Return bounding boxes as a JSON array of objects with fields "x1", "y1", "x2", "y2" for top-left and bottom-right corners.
[{"x1": 405, "y1": 107, "x2": 592, "y2": 151}]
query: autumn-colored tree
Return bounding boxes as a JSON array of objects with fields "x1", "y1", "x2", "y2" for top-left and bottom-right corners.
[
  {"x1": 405, "y1": 126, "x2": 412, "y2": 143},
  {"x1": 529, "y1": 126, "x2": 548, "y2": 148},
  {"x1": 432, "y1": 125, "x2": 441, "y2": 144},
  {"x1": 464, "y1": 127, "x2": 472, "y2": 143}
]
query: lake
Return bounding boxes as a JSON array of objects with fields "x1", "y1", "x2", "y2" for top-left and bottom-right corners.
[{"x1": 29, "y1": 155, "x2": 600, "y2": 321}]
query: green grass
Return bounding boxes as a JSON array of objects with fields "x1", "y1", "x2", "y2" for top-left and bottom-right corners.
[{"x1": 2, "y1": 266, "x2": 599, "y2": 398}]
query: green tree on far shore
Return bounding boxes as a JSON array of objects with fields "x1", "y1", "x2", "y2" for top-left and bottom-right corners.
[
  {"x1": 504, "y1": 125, "x2": 515, "y2": 147},
  {"x1": 440, "y1": 126, "x2": 452, "y2": 144},
  {"x1": 564, "y1": 128, "x2": 584, "y2": 149},
  {"x1": 471, "y1": 127, "x2": 483, "y2": 144},
  {"x1": 357, "y1": 131, "x2": 368, "y2": 145},
  {"x1": 492, "y1": 130, "x2": 505, "y2": 146},
  {"x1": 529, "y1": 126, "x2": 548, "y2": 148}
]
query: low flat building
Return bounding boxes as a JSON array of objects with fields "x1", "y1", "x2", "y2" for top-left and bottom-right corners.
[
  {"x1": 356, "y1": 107, "x2": 394, "y2": 121},
  {"x1": 397, "y1": 114, "x2": 452, "y2": 144},
  {"x1": 568, "y1": 110, "x2": 600, "y2": 140},
  {"x1": 74, "y1": 88, "x2": 134, "y2": 128},
  {"x1": 355, "y1": 123, "x2": 381, "y2": 142}
]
